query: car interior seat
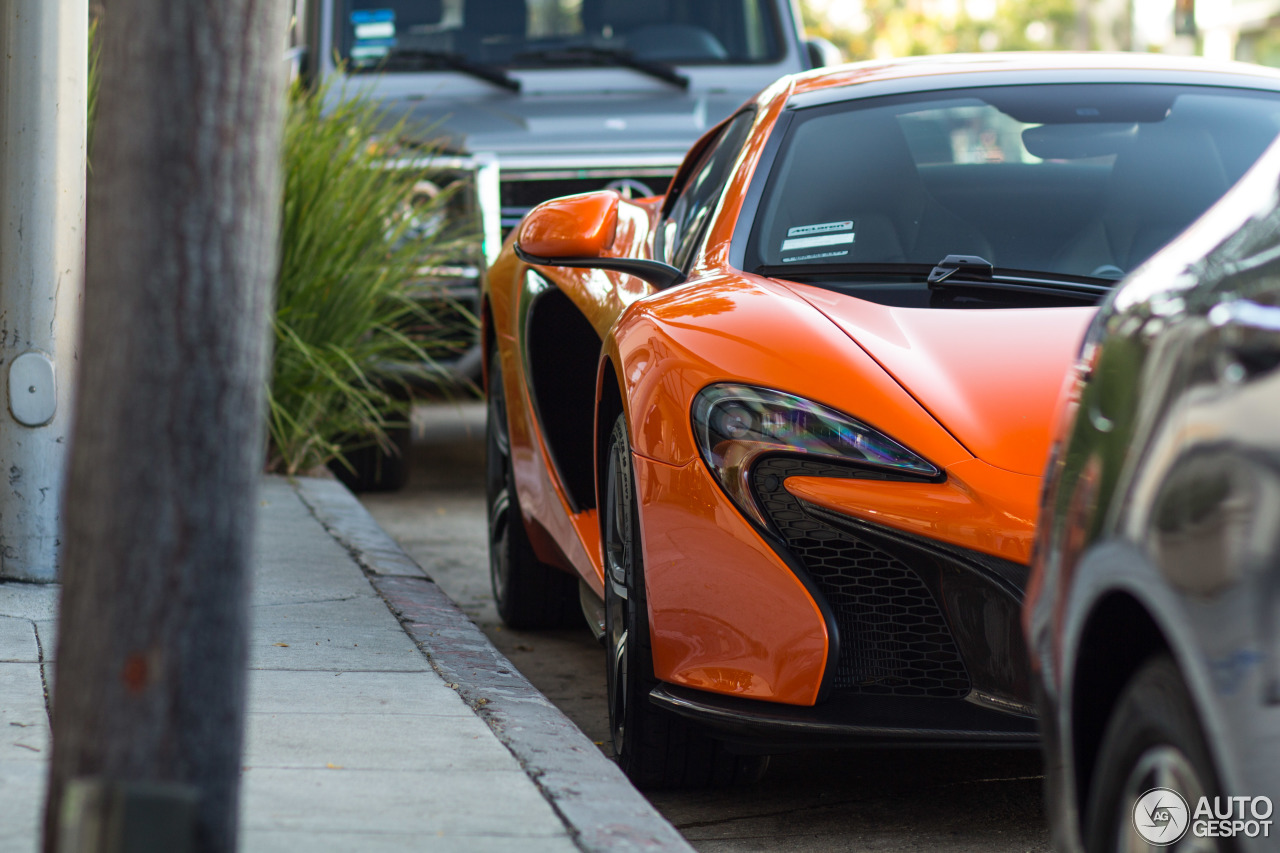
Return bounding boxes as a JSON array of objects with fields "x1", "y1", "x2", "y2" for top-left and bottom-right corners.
[
  {"x1": 580, "y1": 0, "x2": 726, "y2": 60},
  {"x1": 581, "y1": 0, "x2": 664, "y2": 37},
  {"x1": 760, "y1": 112, "x2": 993, "y2": 266},
  {"x1": 456, "y1": 0, "x2": 527, "y2": 60},
  {"x1": 623, "y1": 25, "x2": 728, "y2": 61},
  {"x1": 1053, "y1": 123, "x2": 1230, "y2": 278}
]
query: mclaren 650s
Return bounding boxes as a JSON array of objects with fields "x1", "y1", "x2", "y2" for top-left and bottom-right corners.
[{"x1": 480, "y1": 53, "x2": 1280, "y2": 788}]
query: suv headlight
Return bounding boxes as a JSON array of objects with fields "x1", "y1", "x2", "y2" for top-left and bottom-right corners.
[{"x1": 691, "y1": 384, "x2": 939, "y2": 528}]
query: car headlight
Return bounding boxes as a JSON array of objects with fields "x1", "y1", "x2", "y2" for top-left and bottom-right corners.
[{"x1": 691, "y1": 384, "x2": 940, "y2": 528}]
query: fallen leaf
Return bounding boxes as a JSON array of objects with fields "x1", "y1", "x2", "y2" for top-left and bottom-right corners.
[
  {"x1": 325, "y1": 763, "x2": 343, "y2": 770},
  {"x1": 273, "y1": 643, "x2": 289, "y2": 647}
]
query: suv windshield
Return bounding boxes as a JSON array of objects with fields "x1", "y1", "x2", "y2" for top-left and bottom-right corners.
[
  {"x1": 340, "y1": 0, "x2": 782, "y2": 69},
  {"x1": 747, "y1": 83, "x2": 1280, "y2": 299}
]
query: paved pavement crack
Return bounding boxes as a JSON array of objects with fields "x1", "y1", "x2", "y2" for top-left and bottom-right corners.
[
  {"x1": 254, "y1": 595, "x2": 365, "y2": 607},
  {"x1": 32, "y1": 619, "x2": 52, "y2": 724}
]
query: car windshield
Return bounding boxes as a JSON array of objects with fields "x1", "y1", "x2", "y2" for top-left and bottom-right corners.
[
  {"x1": 339, "y1": 0, "x2": 782, "y2": 69},
  {"x1": 746, "y1": 83, "x2": 1280, "y2": 304}
]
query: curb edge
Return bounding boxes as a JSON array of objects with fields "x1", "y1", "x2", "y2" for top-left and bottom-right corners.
[{"x1": 288, "y1": 475, "x2": 694, "y2": 853}]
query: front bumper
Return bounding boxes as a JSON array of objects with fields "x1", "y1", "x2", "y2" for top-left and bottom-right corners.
[
  {"x1": 651, "y1": 684, "x2": 1037, "y2": 751},
  {"x1": 637, "y1": 451, "x2": 1039, "y2": 736}
]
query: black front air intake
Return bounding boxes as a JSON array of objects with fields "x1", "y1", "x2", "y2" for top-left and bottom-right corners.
[{"x1": 751, "y1": 457, "x2": 971, "y2": 698}]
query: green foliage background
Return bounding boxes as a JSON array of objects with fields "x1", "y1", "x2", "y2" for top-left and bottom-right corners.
[
  {"x1": 801, "y1": 0, "x2": 1082, "y2": 61},
  {"x1": 89, "y1": 8, "x2": 475, "y2": 480},
  {"x1": 267, "y1": 84, "x2": 472, "y2": 476}
]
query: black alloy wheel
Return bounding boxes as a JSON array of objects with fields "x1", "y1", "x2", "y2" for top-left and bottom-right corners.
[
  {"x1": 485, "y1": 345, "x2": 579, "y2": 629},
  {"x1": 603, "y1": 414, "x2": 769, "y2": 789},
  {"x1": 1085, "y1": 654, "x2": 1229, "y2": 853}
]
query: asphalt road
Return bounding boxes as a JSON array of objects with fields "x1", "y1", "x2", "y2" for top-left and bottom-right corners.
[{"x1": 361, "y1": 402, "x2": 1052, "y2": 852}]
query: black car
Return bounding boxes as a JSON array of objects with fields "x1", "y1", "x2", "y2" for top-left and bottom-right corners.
[{"x1": 1026, "y1": 137, "x2": 1280, "y2": 851}]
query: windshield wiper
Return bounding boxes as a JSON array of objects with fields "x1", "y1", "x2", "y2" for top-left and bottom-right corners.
[
  {"x1": 370, "y1": 49, "x2": 521, "y2": 92},
  {"x1": 513, "y1": 47, "x2": 688, "y2": 90},
  {"x1": 926, "y1": 254, "x2": 1113, "y2": 300},
  {"x1": 754, "y1": 255, "x2": 1114, "y2": 303}
]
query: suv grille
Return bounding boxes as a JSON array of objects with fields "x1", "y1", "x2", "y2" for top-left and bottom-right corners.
[
  {"x1": 499, "y1": 171, "x2": 675, "y2": 232},
  {"x1": 751, "y1": 457, "x2": 971, "y2": 698}
]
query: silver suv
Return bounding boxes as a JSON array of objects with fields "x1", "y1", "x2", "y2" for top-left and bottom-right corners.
[{"x1": 296, "y1": 0, "x2": 822, "y2": 378}]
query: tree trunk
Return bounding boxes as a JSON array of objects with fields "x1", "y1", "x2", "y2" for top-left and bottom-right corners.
[{"x1": 44, "y1": 2, "x2": 286, "y2": 851}]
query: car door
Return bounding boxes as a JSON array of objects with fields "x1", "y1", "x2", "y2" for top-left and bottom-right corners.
[{"x1": 1151, "y1": 203, "x2": 1280, "y2": 800}]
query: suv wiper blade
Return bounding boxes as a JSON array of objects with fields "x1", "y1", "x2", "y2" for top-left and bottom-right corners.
[
  {"x1": 372, "y1": 49, "x2": 521, "y2": 92},
  {"x1": 514, "y1": 47, "x2": 688, "y2": 89}
]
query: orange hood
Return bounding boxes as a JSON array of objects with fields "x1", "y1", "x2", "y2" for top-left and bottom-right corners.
[{"x1": 787, "y1": 283, "x2": 1095, "y2": 476}]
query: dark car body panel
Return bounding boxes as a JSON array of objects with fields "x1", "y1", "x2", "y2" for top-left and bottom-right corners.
[{"x1": 1026, "y1": 138, "x2": 1280, "y2": 852}]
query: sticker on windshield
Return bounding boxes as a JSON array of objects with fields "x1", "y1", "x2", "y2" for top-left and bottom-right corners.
[
  {"x1": 350, "y1": 8, "x2": 394, "y2": 44},
  {"x1": 788, "y1": 220, "x2": 853, "y2": 238},
  {"x1": 781, "y1": 220, "x2": 853, "y2": 261},
  {"x1": 783, "y1": 250, "x2": 849, "y2": 263}
]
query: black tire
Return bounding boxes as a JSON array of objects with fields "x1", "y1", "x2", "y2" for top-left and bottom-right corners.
[
  {"x1": 1084, "y1": 654, "x2": 1229, "y2": 853},
  {"x1": 331, "y1": 425, "x2": 412, "y2": 493},
  {"x1": 485, "y1": 347, "x2": 580, "y2": 629},
  {"x1": 603, "y1": 414, "x2": 769, "y2": 789}
]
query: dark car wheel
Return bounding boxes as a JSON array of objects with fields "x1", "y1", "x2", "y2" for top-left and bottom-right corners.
[
  {"x1": 1085, "y1": 655, "x2": 1228, "y2": 853},
  {"x1": 485, "y1": 347, "x2": 580, "y2": 629},
  {"x1": 603, "y1": 414, "x2": 769, "y2": 789}
]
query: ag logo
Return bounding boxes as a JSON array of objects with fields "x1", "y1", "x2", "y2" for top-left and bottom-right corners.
[{"x1": 1134, "y1": 787, "x2": 1190, "y2": 845}]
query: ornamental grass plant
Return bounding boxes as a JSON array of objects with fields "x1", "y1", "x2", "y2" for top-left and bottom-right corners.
[{"x1": 267, "y1": 82, "x2": 475, "y2": 476}]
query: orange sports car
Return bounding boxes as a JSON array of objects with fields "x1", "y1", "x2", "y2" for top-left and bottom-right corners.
[{"x1": 481, "y1": 53, "x2": 1280, "y2": 787}]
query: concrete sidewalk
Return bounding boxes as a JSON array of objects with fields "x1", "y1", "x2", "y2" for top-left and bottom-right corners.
[{"x1": 0, "y1": 476, "x2": 691, "y2": 852}]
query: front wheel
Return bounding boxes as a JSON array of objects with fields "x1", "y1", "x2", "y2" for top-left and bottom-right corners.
[
  {"x1": 1084, "y1": 655, "x2": 1228, "y2": 853},
  {"x1": 603, "y1": 414, "x2": 769, "y2": 789}
]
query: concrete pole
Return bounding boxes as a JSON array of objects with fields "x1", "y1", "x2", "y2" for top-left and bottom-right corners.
[{"x1": 0, "y1": 1, "x2": 87, "y2": 582}]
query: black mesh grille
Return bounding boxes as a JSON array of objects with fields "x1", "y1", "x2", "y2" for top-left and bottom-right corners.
[
  {"x1": 499, "y1": 173, "x2": 675, "y2": 231},
  {"x1": 752, "y1": 457, "x2": 971, "y2": 698}
]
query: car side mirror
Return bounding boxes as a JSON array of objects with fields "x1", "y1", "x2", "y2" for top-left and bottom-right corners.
[
  {"x1": 518, "y1": 191, "x2": 621, "y2": 258},
  {"x1": 515, "y1": 191, "x2": 686, "y2": 290}
]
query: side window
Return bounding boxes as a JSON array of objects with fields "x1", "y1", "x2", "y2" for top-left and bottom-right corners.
[{"x1": 662, "y1": 111, "x2": 755, "y2": 269}]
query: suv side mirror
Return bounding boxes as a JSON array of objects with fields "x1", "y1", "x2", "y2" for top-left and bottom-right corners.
[
  {"x1": 515, "y1": 191, "x2": 686, "y2": 289},
  {"x1": 805, "y1": 37, "x2": 843, "y2": 69}
]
